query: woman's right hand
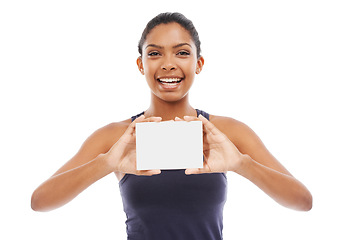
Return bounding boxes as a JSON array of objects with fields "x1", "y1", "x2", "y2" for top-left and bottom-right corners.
[{"x1": 105, "y1": 115, "x2": 162, "y2": 176}]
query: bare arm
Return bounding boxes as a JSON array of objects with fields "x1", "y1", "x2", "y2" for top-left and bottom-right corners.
[
  {"x1": 229, "y1": 119, "x2": 312, "y2": 211},
  {"x1": 31, "y1": 116, "x2": 161, "y2": 212},
  {"x1": 235, "y1": 154, "x2": 312, "y2": 211},
  {"x1": 31, "y1": 122, "x2": 120, "y2": 212},
  {"x1": 180, "y1": 115, "x2": 312, "y2": 211},
  {"x1": 31, "y1": 153, "x2": 111, "y2": 212}
]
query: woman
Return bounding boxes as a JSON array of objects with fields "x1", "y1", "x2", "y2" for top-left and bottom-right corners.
[{"x1": 31, "y1": 12, "x2": 312, "y2": 239}]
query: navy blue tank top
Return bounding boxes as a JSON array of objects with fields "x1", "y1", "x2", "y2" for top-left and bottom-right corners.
[{"x1": 119, "y1": 109, "x2": 227, "y2": 240}]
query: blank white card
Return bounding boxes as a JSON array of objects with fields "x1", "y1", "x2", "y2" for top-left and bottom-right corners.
[{"x1": 136, "y1": 121, "x2": 203, "y2": 170}]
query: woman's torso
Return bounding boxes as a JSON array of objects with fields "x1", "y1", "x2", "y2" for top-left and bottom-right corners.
[{"x1": 117, "y1": 109, "x2": 227, "y2": 239}]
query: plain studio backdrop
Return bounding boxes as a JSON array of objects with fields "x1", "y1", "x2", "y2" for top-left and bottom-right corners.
[{"x1": 1, "y1": 0, "x2": 340, "y2": 239}]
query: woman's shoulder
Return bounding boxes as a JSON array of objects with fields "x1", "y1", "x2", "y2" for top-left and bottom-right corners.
[
  {"x1": 97, "y1": 118, "x2": 131, "y2": 139},
  {"x1": 101, "y1": 118, "x2": 131, "y2": 132},
  {"x1": 209, "y1": 114, "x2": 256, "y2": 146},
  {"x1": 209, "y1": 114, "x2": 245, "y2": 130},
  {"x1": 84, "y1": 118, "x2": 132, "y2": 152}
]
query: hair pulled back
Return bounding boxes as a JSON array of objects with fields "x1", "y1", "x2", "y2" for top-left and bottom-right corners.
[{"x1": 138, "y1": 12, "x2": 201, "y2": 58}]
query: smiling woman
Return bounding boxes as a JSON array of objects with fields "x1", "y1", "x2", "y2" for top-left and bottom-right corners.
[{"x1": 31, "y1": 12, "x2": 312, "y2": 240}]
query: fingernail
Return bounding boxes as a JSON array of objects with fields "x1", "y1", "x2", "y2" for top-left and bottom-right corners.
[{"x1": 175, "y1": 116, "x2": 181, "y2": 120}]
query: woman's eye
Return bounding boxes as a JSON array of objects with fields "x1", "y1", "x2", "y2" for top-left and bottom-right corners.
[
  {"x1": 177, "y1": 51, "x2": 190, "y2": 56},
  {"x1": 148, "y1": 52, "x2": 160, "y2": 56}
]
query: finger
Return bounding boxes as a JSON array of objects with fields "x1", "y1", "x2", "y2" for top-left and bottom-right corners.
[
  {"x1": 185, "y1": 158, "x2": 212, "y2": 175},
  {"x1": 185, "y1": 168, "x2": 202, "y2": 175},
  {"x1": 198, "y1": 114, "x2": 221, "y2": 135},
  {"x1": 124, "y1": 115, "x2": 146, "y2": 136},
  {"x1": 183, "y1": 115, "x2": 199, "y2": 122},
  {"x1": 142, "y1": 116, "x2": 162, "y2": 123},
  {"x1": 135, "y1": 114, "x2": 146, "y2": 121},
  {"x1": 136, "y1": 169, "x2": 161, "y2": 176},
  {"x1": 185, "y1": 166, "x2": 209, "y2": 175},
  {"x1": 174, "y1": 116, "x2": 184, "y2": 121}
]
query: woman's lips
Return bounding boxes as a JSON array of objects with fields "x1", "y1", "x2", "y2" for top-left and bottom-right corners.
[{"x1": 157, "y1": 78, "x2": 183, "y2": 89}]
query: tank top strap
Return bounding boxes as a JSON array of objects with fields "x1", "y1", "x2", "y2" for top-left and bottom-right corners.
[
  {"x1": 195, "y1": 109, "x2": 210, "y2": 120},
  {"x1": 131, "y1": 111, "x2": 145, "y2": 122},
  {"x1": 131, "y1": 109, "x2": 209, "y2": 122}
]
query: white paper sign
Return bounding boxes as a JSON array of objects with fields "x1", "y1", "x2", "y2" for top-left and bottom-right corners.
[{"x1": 136, "y1": 121, "x2": 203, "y2": 170}]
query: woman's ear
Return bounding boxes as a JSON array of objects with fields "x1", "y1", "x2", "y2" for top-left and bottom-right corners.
[
  {"x1": 196, "y1": 56, "x2": 204, "y2": 74},
  {"x1": 136, "y1": 56, "x2": 144, "y2": 75}
]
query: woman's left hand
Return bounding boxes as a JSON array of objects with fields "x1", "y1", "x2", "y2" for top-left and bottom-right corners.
[{"x1": 175, "y1": 115, "x2": 245, "y2": 175}]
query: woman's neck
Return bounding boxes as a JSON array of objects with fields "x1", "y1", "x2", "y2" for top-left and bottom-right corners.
[{"x1": 144, "y1": 94, "x2": 197, "y2": 121}]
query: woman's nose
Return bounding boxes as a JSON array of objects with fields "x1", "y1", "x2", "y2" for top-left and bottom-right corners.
[
  {"x1": 161, "y1": 56, "x2": 177, "y2": 71},
  {"x1": 162, "y1": 65, "x2": 176, "y2": 71}
]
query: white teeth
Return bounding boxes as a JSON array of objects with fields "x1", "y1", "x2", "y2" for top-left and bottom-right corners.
[
  {"x1": 161, "y1": 82, "x2": 179, "y2": 86},
  {"x1": 158, "y1": 78, "x2": 181, "y2": 83}
]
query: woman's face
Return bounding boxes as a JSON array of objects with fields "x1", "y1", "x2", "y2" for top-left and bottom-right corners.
[{"x1": 137, "y1": 22, "x2": 204, "y2": 102}]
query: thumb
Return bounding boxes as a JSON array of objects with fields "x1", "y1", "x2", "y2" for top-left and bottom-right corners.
[
  {"x1": 185, "y1": 162, "x2": 211, "y2": 175},
  {"x1": 185, "y1": 168, "x2": 201, "y2": 175},
  {"x1": 185, "y1": 167, "x2": 207, "y2": 175},
  {"x1": 125, "y1": 115, "x2": 145, "y2": 136}
]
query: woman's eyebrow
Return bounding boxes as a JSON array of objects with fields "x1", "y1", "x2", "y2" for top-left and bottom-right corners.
[
  {"x1": 145, "y1": 44, "x2": 163, "y2": 49},
  {"x1": 173, "y1": 43, "x2": 192, "y2": 49},
  {"x1": 145, "y1": 43, "x2": 192, "y2": 49}
]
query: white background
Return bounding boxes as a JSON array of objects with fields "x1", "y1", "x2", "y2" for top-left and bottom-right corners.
[{"x1": 1, "y1": 0, "x2": 340, "y2": 239}]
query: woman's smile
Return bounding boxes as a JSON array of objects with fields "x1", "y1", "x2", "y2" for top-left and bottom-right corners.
[{"x1": 157, "y1": 76, "x2": 184, "y2": 90}]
